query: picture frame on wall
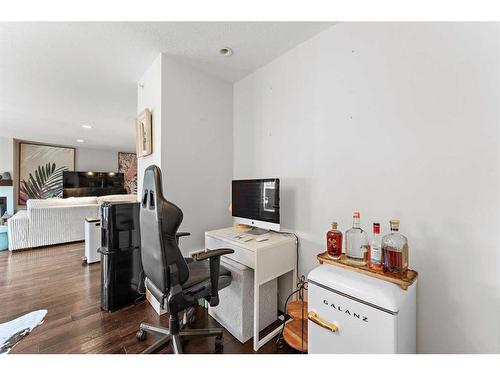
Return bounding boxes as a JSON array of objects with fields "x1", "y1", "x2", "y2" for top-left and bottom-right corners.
[
  {"x1": 118, "y1": 152, "x2": 137, "y2": 194},
  {"x1": 135, "y1": 108, "x2": 152, "y2": 157},
  {"x1": 18, "y1": 142, "x2": 75, "y2": 205}
]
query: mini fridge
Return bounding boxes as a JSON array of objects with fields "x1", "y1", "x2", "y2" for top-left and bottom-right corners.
[
  {"x1": 307, "y1": 265, "x2": 417, "y2": 354},
  {"x1": 99, "y1": 202, "x2": 145, "y2": 311}
]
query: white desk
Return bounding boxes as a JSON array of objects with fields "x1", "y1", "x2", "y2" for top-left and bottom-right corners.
[{"x1": 205, "y1": 227, "x2": 297, "y2": 351}]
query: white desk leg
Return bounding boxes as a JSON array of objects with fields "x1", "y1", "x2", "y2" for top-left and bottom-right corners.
[{"x1": 253, "y1": 276, "x2": 260, "y2": 352}]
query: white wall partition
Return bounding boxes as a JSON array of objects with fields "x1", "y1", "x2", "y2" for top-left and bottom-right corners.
[
  {"x1": 137, "y1": 54, "x2": 164, "y2": 196},
  {"x1": 160, "y1": 57, "x2": 233, "y2": 254},
  {"x1": 137, "y1": 54, "x2": 233, "y2": 254},
  {"x1": 233, "y1": 23, "x2": 499, "y2": 353}
]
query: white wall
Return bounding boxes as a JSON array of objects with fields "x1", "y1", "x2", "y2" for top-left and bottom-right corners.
[
  {"x1": 161, "y1": 57, "x2": 233, "y2": 254},
  {"x1": 137, "y1": 54, "x2": 233, "y2": 254},
  {"x1": 75, "y1": 147, "x2": 118, "y2": 172},
  {"x1": 137, "y1": 54, "x2": 163, "y2": 197},
  {"x1": 233, "y1": 23, "x2": 499, "y2": 353},
  {"x1": 9, "y1": 139, "x2": 118, "y2": 175},
  {"x1": 0, "y1": 137, "x2": 15, "y2": 214},
  {"x1": 0, "y1": 136, "x2": 15, "y2": 215},
  {"x1": 0, "y1": 136, "x2": 14, "y2": 177}
]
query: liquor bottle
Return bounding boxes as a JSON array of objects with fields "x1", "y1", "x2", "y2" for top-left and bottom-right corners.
[
  {"x1": 369, "y1": 223, "x2": 382, "y2": 270},
  {"x1": 326, "y1": 222, "x2": 342, "y2": 260},
  {"x1": 382, "y1": 219, "x2": 409, "y2": 274},
  {"x1": 345, "y1": 211, "x2": 368, "y2": 266}
]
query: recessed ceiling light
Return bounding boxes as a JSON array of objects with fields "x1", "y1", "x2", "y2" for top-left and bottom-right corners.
[
  {"x1": 82, "y1": 124, "x2": 92, "y2": 129},
  {"x1": 76, "y1": 139, "x2": 85, "y2": 143},
  {"x1": 219, "y1": 47, "x2": 233, "y2": 57}
]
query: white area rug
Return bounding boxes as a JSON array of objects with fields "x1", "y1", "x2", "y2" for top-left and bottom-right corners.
[{"x1": 0, "y1": 310, "x2": 47, "y2": 354}]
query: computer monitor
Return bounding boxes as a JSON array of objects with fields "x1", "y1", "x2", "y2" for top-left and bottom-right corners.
[{"x1": 232, "y1": 178, "x2": 280, "y2": 231}]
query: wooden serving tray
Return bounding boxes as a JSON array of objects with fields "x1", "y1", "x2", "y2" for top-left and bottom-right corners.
[{"x1": 317, "y1": 252, "x2": 418, "y2": 290}]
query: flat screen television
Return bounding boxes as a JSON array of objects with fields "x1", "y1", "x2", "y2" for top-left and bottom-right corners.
[
  {"x1": 63, "y1": 171, "x2": 126, "y2": 197},
  {"x1": 232, "y1": 178, "x2": 280, "y2": 231}
]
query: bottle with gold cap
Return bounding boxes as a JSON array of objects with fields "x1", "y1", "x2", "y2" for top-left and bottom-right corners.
[
  {"x1": 326, "y1": 221, "x2": 342, "y2": 260},
  {"x1": 382, "y1": 219, "x2": 409, "y2": 274}
]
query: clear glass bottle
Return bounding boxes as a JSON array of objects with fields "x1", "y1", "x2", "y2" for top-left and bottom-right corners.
[
  {"x1": 345, "y1": 211, "x2": 368, "y2": 266},
  {"x1": 326, "y1": 222, "x2": 342, "y2": 260},
  {"x1": 369, "y1": 223, "x2": 382, "y2": 271},
  {"x1": 382, "y1": 219, "x2": 408, "y2": 274}
]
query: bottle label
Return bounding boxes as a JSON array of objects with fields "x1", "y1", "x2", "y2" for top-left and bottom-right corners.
[
  {"x1": 371, "y1": 245, "x2": 382, "y2": 264},
  {"x1": 327, "y1": 231, "x2": 342, "y2": 258}
]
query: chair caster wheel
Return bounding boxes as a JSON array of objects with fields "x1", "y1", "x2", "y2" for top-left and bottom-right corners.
[{"x1": 136, "y1": 330, "x2": 147, "y2": 341}]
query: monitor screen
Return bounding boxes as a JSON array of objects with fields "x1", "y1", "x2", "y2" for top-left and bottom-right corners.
[{"x1": 232, "y1": 179, "x2": 280, "y2": 229}]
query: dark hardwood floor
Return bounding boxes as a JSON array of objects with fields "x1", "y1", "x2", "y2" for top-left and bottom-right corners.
[{"x1": 0, "y1": 242, "x2": 298, "y2": 354}]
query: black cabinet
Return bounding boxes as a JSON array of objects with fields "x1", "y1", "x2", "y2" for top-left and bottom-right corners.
[
  {"x1": 63, "y1": 171, "x2": 126, "y2": 197},
  {"x1": 99, "y1": 202, "x2": 144, "y2": 311}
]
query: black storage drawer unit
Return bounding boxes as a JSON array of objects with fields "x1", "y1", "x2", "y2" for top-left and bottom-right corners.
[{"x1": 99, "y1": 202, "x2": 144, "y2": 311}]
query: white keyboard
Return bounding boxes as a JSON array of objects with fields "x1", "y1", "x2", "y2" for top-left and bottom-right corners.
[
  {"x1": 230, "y1": 233, "x2": 254, "y2": 243},
  {"x1": 218, "y1": 228, "x2": 275, "y2": 244}
]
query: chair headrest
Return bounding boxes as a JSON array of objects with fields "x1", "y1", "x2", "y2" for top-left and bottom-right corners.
[{"x1": 142, "y1": 165, "x2": 162, "y2": 210}]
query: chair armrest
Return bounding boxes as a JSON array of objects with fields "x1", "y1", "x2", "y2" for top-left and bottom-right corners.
[
  {"x1": 191, "y1": 248, "x2": 234, "y2": 261},
  {"x1": 192, "y1": 248, "x2": 234, "y2": 307}
]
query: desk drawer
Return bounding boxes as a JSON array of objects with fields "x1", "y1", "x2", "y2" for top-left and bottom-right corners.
[{"x1": 205, "y1": 236, "x2": 255, "y2": 269}]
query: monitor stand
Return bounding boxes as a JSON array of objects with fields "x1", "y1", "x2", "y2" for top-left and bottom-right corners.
[{"x1": 247, "y1": 227, "x2": 270, "y2": 236}]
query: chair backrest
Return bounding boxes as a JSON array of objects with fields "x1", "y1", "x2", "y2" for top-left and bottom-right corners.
[{"x1": 140, "y1": 165, "x2": 189, "y2": 293}]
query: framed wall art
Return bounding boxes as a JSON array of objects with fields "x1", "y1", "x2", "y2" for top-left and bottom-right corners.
[
  {"x1": 135, "y1": 108, "x2": 152, "y2": 157},
  {"x1": 118, "y1": 152, "x2": 137, "y2": 194},
  {"x1": 18, "y1": 142, "x2": 75, "y2": 205}
]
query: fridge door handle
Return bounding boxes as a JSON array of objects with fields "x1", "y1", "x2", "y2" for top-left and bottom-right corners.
[{"x1": 308, "y1": 311, "x2": 338, "y2": 332}]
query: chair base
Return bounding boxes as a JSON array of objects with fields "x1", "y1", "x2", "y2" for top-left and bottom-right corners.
[
  {"x1": 136, "y1": 309, "x2": 223, "y2": 354},
  {"x1": 137, "y1": 323, "x2": 224, "y2": 354}
]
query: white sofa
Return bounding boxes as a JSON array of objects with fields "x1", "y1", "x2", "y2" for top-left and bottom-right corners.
[{"x1": 7, "y1": 195, "x2": 136, "y2": 251}]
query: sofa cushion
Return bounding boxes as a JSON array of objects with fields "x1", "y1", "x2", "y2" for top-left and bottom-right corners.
[
  {"x1": 27, "y1": 196, "x2": 98, "y2": 208},
  {"x1": 96, "y1": 194, "x2": 137, "y2": 205}
]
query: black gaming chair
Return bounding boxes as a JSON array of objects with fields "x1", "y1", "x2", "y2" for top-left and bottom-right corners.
[{"x1": 136, "y1": 165, "x2": 234, "y2": 354}]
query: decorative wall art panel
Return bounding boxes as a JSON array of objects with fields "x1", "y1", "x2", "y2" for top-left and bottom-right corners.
[
  {"x1": 118, "y1": 152, "x2": 137, "y2": 194},
  {"x1": 18, "y1": 143, "x2": 75, "y2": 205}
]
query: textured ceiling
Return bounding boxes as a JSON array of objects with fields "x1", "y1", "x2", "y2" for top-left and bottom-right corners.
[{"x1": 0, "y1": 22, "x2": 333, "y2": 151}]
